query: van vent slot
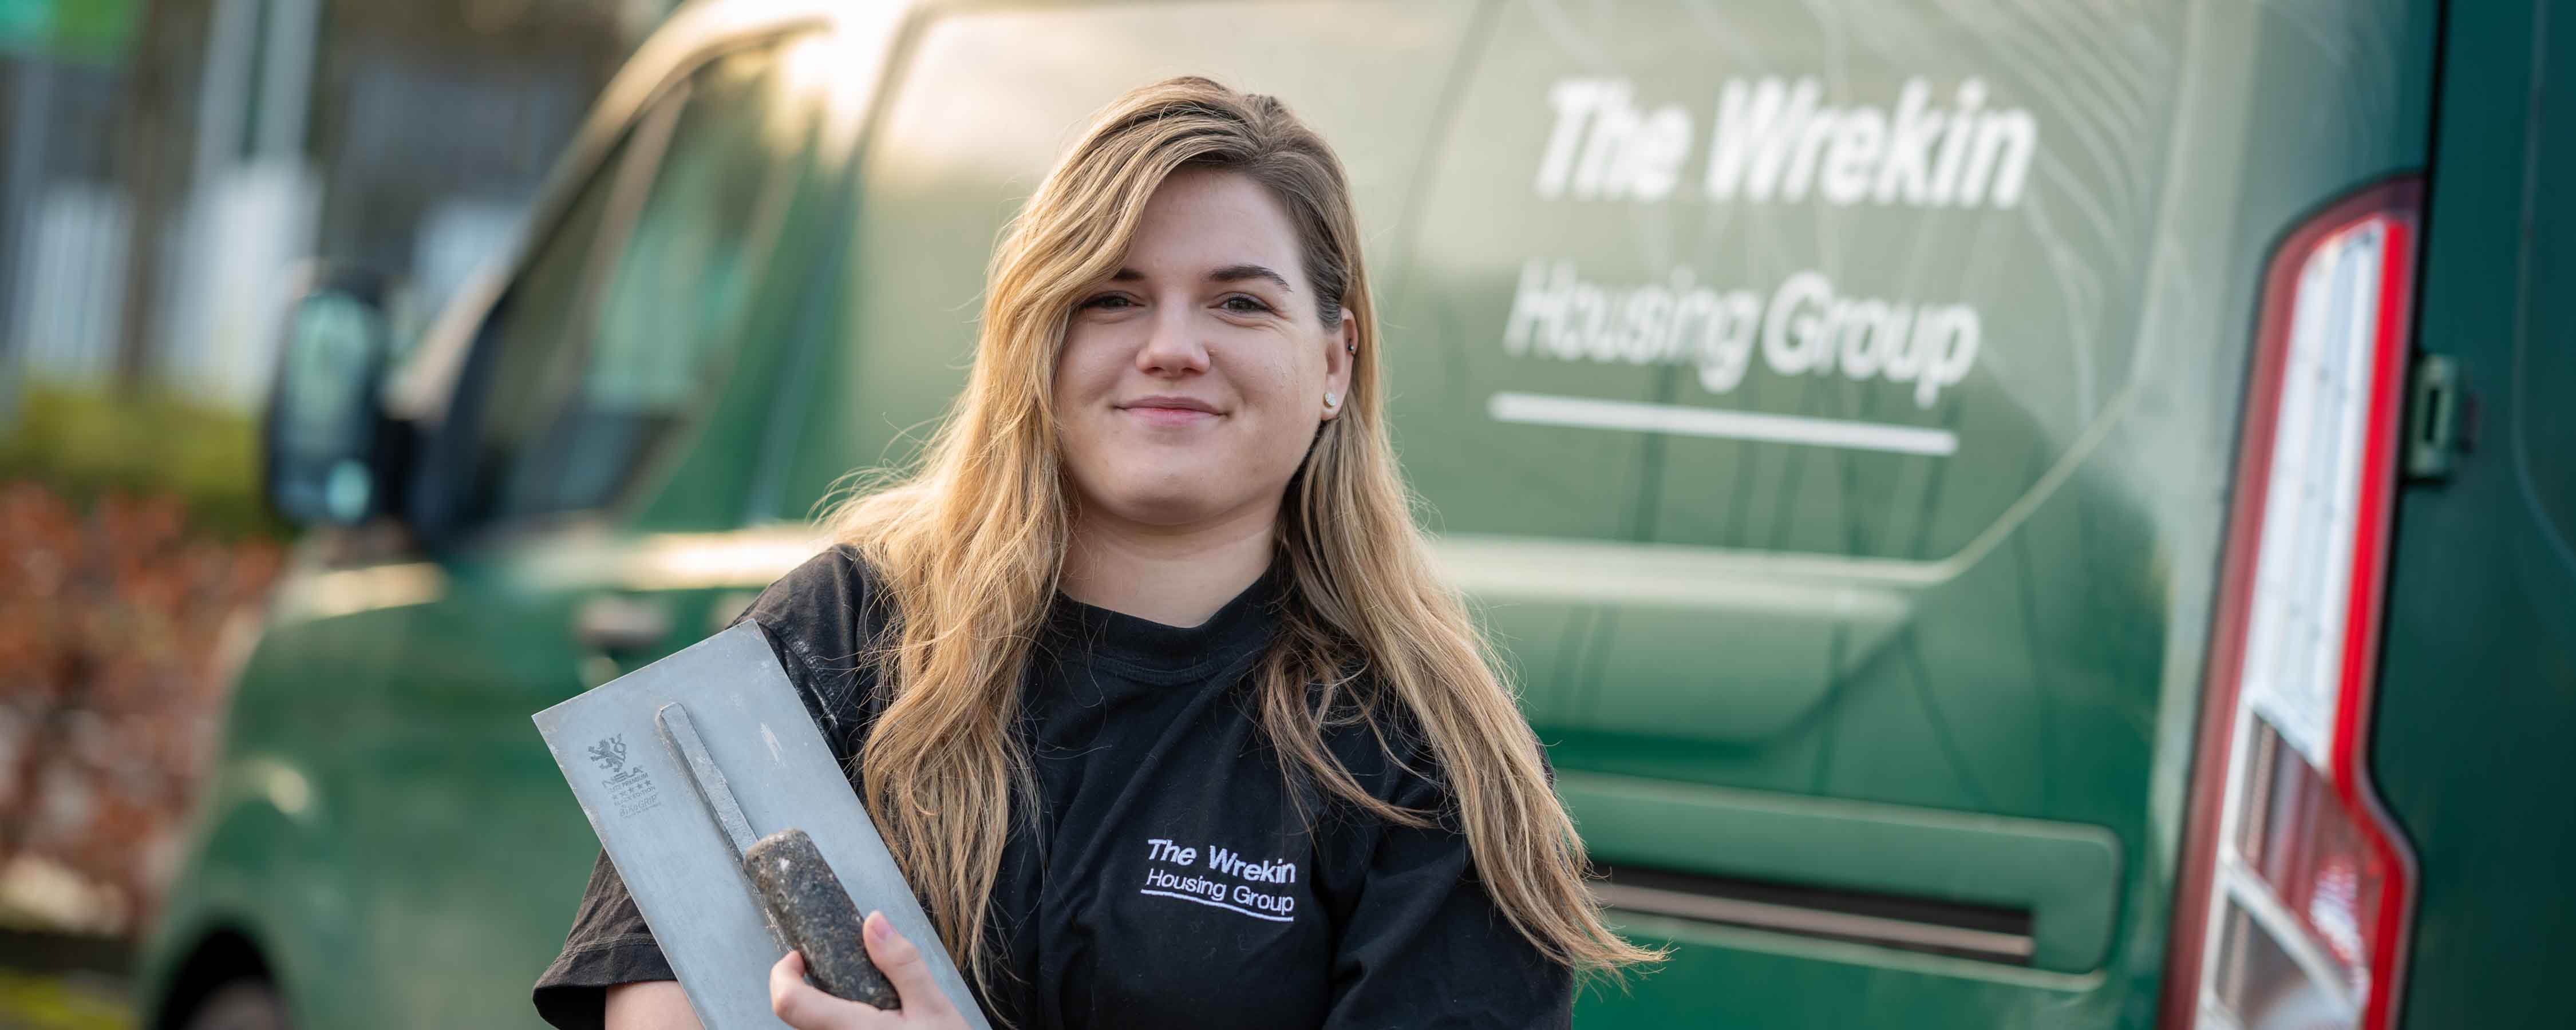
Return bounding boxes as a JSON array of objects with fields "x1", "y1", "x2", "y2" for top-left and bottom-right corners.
[{"x1": 1593, "y1": 863, "x2": 2035, "y2": 965}]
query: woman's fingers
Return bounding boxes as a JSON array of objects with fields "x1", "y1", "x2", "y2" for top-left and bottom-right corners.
[
  {"x1": 861, "y1": 911, "x2": 954, "y2": 1017},
  {"x1": 769, "y1": 950, "x2": 829, "y2": 1028},
  {"x1": 771, "y1": 949, "x2": 896, "y2": 1029},
  {"x1": 767, "y1": 920, "x2": 960, "y2": 1030}
]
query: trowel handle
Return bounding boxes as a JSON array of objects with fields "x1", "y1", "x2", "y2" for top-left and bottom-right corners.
[{"x1": 744, "y1": 828, "x2": 902, "y2": 1011}]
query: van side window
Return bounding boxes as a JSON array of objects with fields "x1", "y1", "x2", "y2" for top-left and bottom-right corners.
[
  {"x1": 459, "y1": 34, "x2": 823, "y2": 526},
  {"x1": 445, "y1": 108, "x2": 654, "y2": 520}
]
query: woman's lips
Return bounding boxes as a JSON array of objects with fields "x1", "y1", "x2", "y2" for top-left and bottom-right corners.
[{"x1": 1120, "y1": 405, "x2": 1220, "y2": 427}]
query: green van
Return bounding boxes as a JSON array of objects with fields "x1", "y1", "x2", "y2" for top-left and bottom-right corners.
[{"x1": 136, "y1": 0, "x2": 2576, "y2": 1027}]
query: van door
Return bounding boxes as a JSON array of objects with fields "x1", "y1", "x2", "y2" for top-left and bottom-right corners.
[
  {"x1": 2369, "y1": 2, "x2": 2576, "y2": 1023},
  {"x1": 1385, "y1": 1, "x2": 2437, "y2": 1025},
  {"x1": 334, "y1": 31, "x2": 855, "y2": 1028}
]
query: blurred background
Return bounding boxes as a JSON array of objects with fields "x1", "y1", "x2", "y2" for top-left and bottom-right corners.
[{"x1": 0, "y1": 2, "x2": 674, "y2": 1024}]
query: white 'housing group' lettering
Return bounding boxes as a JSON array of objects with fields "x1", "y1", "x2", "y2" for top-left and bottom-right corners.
[
  {"x1": 1504, "y1": 259, "x2": 1980, "y2": 408},
  {"x1": 1140, "y1": 838, "x2": 1300, "y2": 921},
  {"x1": 1534, "y1": 75, "x2": 2037, "y2": 209}
]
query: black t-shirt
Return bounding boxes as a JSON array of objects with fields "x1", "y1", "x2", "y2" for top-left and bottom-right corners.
[{"x1": 530, "y1": 543, "x2": 1573, "y2": 1028}]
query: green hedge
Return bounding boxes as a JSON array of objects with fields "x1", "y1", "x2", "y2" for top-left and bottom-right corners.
[{"x1": 0, "y1": 384, "x2": 290, "y2": 540}]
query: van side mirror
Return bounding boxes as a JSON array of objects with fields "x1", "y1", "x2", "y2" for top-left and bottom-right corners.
[{"x1": 263, "y1": 266, "x2": 402, "y2": 528}]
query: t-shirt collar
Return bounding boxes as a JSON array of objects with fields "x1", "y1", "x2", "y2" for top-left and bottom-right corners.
[{"x1": 1045, "y1": 558, "x2": 1289, "y2": 677}]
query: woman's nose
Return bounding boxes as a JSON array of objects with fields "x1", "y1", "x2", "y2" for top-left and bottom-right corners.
[{"x1": 1134, "y1": 303, "x2": 1211, "y2": 377}]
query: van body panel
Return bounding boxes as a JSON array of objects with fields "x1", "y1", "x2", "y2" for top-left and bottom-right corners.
[
  {"x1": 137, "y1": 588, "x2": 399, "y2": 1028},
  {"x1": 347, "y1": 541, "x2": 787, "y2": 1025},
  {"x1": 1384, "y1": 1, "x2": 2436, "y2": 1025}
]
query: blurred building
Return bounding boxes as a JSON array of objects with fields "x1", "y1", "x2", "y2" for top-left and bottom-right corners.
[
  {"x1": 0, "y1": 0, "x2": 682, "y2": 945},
  {"x1": 1, "y1": 0, "x2": 678, "y2": 419}
]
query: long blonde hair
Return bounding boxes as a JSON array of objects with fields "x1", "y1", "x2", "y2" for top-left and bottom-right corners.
[{"x1": 821, "y1": 74, "x2": 1660, "y2": 993}]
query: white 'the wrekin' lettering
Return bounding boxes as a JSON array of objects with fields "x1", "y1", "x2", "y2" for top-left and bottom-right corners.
[
  {"x1": 1532, "y1": 74, "x2": 2038, "y2": 209},
  {"x1": 1702, "y1": 75, "x2": 2033, "y2": 208}
]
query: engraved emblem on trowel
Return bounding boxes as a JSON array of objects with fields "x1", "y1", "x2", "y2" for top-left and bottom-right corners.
[{"x1": 655, "y1": 702, "x2": 901, "y2": 1011}]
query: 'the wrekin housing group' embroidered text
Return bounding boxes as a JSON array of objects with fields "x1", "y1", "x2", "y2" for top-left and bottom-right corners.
[{"x1": 1138, "y1": 838, "x2": 1300, "y2": 922}]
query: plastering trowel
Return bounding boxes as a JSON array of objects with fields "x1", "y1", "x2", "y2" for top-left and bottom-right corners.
[{"x1": 533, "y1": 620, "x2": 991, "y2": 1029}]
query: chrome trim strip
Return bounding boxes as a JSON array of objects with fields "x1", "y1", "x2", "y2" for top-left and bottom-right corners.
[{"x1": 1596, "y1": 881, "x2": 2035, "y2": 960}]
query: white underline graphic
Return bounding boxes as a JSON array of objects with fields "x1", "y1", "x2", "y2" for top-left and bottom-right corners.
[
  {"x1": 1138, "y1": 889, "x2": 1294, "y2": 922},
  {"x1": 1487, "y1": 391, "x2": 1958, "y2": 456}
]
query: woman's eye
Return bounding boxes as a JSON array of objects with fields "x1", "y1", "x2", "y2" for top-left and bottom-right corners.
[
  {"x1": 1220, "y1": 295, "x2": 1275, "y2": 315},
  {"x1": 1080, "y1": 294, "x2": 1135, "y2": 311}
]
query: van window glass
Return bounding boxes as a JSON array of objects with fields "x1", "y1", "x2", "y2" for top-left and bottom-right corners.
[
  {"x1": 468, "y1": 33, "x2": 829, "y2": 524},
  {"x1": 494, "y1": 37, "x2": 827, "y2": 519},
  {"x1": 452, "y1": 116, "x2": 651, "y2": 512}
]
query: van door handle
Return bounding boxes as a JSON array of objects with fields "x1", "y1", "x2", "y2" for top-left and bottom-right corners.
[{"x1": 574, "y1": 593, "x2": 672, "y2": 653}]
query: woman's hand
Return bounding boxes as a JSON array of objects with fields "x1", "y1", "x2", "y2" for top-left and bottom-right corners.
[{"x1": 769, "y1": 911, "x2": 971, "y2": 1029}]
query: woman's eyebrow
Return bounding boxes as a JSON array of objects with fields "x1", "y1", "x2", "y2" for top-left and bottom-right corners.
[{"x1": 1109, "y1": 264, "x2": 1294, "y2": 293}]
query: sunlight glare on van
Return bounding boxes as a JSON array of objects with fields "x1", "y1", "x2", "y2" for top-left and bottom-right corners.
[{"x1": 773, "y1": 20, "x2": 896, "y2": 160}]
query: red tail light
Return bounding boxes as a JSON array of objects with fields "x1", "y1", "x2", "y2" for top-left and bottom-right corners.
[{"x1": 2163, "y1": 180, "x2": 2423, "y2": 1030}]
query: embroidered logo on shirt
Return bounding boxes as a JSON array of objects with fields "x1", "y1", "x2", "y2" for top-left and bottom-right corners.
[{"x1": 1138, "y1": 838, "x2": 1299, "y2": 922}]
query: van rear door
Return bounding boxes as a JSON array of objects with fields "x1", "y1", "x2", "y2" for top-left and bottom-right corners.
[
  {"x1": 1384, "y1": 2, "x2": 2439, "y2": 1025},
  {"x1": 2362, "y1": 3, "x2": 2576, "y2": 1025}
]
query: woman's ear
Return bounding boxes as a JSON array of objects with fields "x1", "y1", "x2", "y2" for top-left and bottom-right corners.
[{"x1": 1322, "y1": 310, "x2": 1356, "y2": 422}]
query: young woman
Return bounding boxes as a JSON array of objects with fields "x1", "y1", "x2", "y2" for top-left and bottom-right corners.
[{"x1": 531, "y1": 75, "x2": 1656, "y2": 1030}]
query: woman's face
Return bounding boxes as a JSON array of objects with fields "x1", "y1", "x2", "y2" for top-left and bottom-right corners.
[{"x1": 1054, "y1": 167, "x2": 1354, "y2": 532}]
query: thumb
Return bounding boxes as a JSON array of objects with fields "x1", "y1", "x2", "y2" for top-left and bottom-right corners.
[{"x1": 862, "y1": 910, "x2": 953, "y2": 1016}]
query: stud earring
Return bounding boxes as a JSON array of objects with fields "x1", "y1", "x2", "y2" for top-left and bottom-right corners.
[{"x1": 1323, "y1": 391, "x2": 1340, "y2": 410}]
